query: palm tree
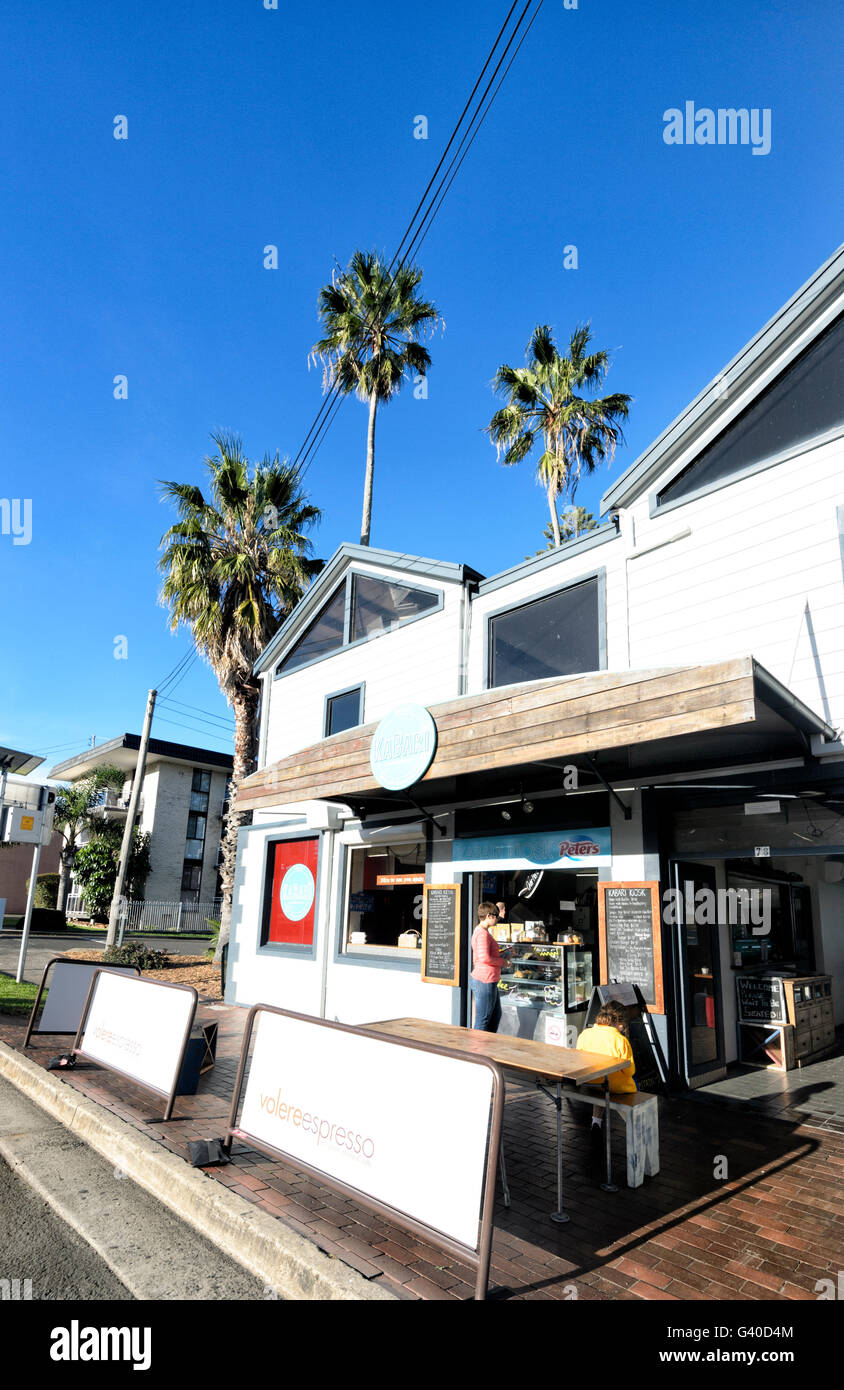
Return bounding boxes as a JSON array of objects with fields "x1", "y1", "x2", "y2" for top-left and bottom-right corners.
[
  {"x1": 311, "y1": 250, "x2": 440, "y2": 546},
  {"x1": 487, "y1": 324, "x2": 631, "y2": 547},
  {"x1": 159, "y1": 432, "x2": 323, "y2": 962}
]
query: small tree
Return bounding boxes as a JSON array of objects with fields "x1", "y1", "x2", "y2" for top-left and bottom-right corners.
[
  {"x1": 72, "y1": 826, "x2": 151, "y2": 922},
  {"x1": 528, "y1": 506, "x2": 599, "y2": 557},
  {"x1": 52, "y1": 767, "x2": 126, "y2": 910}
]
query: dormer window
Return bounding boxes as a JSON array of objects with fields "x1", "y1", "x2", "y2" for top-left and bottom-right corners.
[{"x1": 275, "y1": 570, "x2": 442, "y2": 678}]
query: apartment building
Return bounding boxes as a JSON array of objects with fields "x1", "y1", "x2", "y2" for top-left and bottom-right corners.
[{"x1": 50, "y1": 735, "x2": 233, "y2": 906}]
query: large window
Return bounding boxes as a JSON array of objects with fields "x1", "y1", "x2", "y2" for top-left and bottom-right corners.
[
  {"x1": 275, "y1": 572, "x2": 441, "y2": 677},
  {"x1": 487, "y1": 576, "x2": 601, "y2": 688},
  {"x1": 656, "y1": 312, "x2": 844, "y2": 508},
  {"x1": 343, "y1": 842, "x2": 425, "y2": 955}
]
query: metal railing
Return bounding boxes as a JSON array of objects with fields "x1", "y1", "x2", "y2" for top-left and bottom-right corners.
[
  {"x1": 119, "y1": 898, "x2": 221, "y2": 935},
  {"x1": 65, "y1": 894, "x2": 220, "y2": 934}
]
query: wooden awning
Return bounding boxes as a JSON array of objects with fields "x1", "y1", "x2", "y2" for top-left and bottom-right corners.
[{"x1": 237, "y1": 657, "x2": 832, "y2": 814}]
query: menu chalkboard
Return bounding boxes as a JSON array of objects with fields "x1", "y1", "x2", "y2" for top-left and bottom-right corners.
[
  {"x1": 598, "y1": 882, "x2": 664, "y2": 1013},
  {"x1": 736, "y1": 974, "x2": 787, "y2": 1024},
  {"x1": 421, "y1": 884, "x2": 461, "y2": 987}
]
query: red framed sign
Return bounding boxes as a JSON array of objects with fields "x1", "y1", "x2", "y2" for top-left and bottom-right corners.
[{"x1": 262, "y1": 837, "x2": 320, "y2": 947}]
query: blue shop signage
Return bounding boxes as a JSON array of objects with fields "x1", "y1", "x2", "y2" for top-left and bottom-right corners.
[
  {"x1": 454, "y1": 828, "x2": 612, "y2": 870},
  {"x1": 369, "y1": 704, "x2": 438, "y2": 791}
]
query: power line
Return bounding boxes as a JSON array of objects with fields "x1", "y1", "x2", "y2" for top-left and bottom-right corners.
[
  {"x1": 289, "y1": 0, "x2": 544, "y2": 489},
  {"x1": 159, "y1": 650, "x2": 198, "y2": 698},
  {"x1": 407, "y1": 1, "x2": 545, "y2": 264},
  {"x1": 151, "y1": 712, "x2": 233, "y2": 747},
  {"x1": 158, "y1": 704, "x2": 233, "y2": 736},
  {"x1": 157, "y1": 647, "x2": 195, "y2": 697},
  {"x1": 158, "y1": 696, "x2": 233, "y2": 728}
]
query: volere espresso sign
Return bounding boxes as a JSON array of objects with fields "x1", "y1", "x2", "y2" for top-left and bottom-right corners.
[
  {"x1": 72, "y1": 970, "x2": 198, "y2": 1120},
  {"x1": 231, "y1": 1007, "x2": 500, "y2": 1262},
  {"x1": 369, "y1": 704, "x2": 437, "y2": 790}
]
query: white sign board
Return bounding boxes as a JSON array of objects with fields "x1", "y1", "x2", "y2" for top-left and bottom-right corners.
[
  {"x1": 38, "y1": 962, "x2": 139, "y2": 1036},
  {"x1": 239, "y1": 1012, "x2": 495, "y2": 1250},
  {"x1": 78, "y1": 972, "x2": 196, "y2": 1098}
]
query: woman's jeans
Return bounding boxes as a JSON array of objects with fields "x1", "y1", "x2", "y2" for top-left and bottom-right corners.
[{"x1": 471, "y1": 979, "x2": 502, "y2": 1032}]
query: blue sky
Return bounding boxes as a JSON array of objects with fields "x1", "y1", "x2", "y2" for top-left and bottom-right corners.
[{"x1": 1, "y1": 0, "x2": 841, "y2": 766}]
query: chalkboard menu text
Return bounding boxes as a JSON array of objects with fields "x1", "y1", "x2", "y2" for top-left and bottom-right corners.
[
  {"x1": 598, "y1": 882, "x2": 664, "y2": 1013},
  {"x1": 736, "y1": 974, "x2": 787, "y2": 1024},
  {"x1": 422, "y1": 884, "x2": 461, "y2": 987}
]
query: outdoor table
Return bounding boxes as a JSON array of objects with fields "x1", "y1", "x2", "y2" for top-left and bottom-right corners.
[{"x1": 366, "y1": 1017, "x2": 630, "y2": 1223}]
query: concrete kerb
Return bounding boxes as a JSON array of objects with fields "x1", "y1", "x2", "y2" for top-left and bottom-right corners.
[{"x1": 0, "y1": 1040, "x2": 396, "y2": 1302}]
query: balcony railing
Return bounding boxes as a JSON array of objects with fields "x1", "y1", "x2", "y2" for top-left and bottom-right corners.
[{"x1": 90, "y1": 789, "x2": 142, "y2": 816}]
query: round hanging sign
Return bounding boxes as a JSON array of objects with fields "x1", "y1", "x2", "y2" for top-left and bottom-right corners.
[{"x1": 369, "y1": 704, "x2": 438, "y2": 791}]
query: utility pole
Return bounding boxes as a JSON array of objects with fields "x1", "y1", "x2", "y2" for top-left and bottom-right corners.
[{"x1": 106, "y1": 689, "x2": 156, "y2": 947}]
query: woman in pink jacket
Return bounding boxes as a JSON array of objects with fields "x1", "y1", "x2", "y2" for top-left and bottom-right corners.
[{"x1": 471, "y1": 902, "x2": 508, "y2": 1032}]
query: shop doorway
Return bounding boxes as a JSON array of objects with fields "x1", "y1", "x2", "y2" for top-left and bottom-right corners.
[
  {"x1": 670, "y1": 861, "x2": 726, "y2": 1081},
  {"x1": 466, "y1": 867, "x2": 599, "y2": 1037}
]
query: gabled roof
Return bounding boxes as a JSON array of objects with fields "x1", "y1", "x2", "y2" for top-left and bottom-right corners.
[
  {"x1": 601, "y1": 242, "x2": 844, "y2": 512},
  {"x1": 254, "y1": 543, "x2": 485, "y2": 676}
]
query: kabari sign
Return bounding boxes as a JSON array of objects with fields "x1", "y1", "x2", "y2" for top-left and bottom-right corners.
[{"x1": 369, "y1": 704, "x2": 438, "y2": 790}]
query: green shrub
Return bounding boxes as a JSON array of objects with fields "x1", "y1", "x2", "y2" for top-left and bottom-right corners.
[
  {"x1": 24, "y1": 873, "x2": 60, "y2": 910},
  {"x1": 103, "y1": 941, "x2": 170, "y2": 970}
]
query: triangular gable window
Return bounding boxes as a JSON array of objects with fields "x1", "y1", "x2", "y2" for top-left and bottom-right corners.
[
  {"x1": 275, "y1": 571, "x2": 441, "y2": 677},
  {"x1": 656, "y1": 312, "x2": 844, "y2": 508},
  {"x1": 275, "y1": 584, "x2": 346, "y2": 675}
]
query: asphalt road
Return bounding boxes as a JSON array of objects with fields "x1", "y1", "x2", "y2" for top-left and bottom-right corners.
[
  {"x1": 0, "y1": 1150, "x2": 134, "y2": 1301},
  {"x1": 0, "y1": 1077, "x2": 275, "y2": 1300},
  {"x1": 0, "y1": 931, "x2": 211, "y2": 985}
]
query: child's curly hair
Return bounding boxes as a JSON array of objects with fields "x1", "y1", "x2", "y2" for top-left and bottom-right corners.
[{"x1": 595, "y1": 1000, "x2": 629, "y2": 1037}]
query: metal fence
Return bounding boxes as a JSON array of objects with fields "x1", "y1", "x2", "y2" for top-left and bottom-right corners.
[
  {"x1": 65, "y1": 893, "x2": 220, "y2": 935},
  {"x1": 120, "y1": 899, "x2": 221, "y2": 934}
]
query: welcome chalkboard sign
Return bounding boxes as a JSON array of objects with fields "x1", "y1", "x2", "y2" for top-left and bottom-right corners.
[
  {"x1": 598, "y1": 882, "x2": 664, "y2": 1013},
  {"x1": 736, "y1": 974, "x2": 787, "y2": 1025},
  {"x1": 422, "y1": 884, "x2": 461, "y2": 987}
]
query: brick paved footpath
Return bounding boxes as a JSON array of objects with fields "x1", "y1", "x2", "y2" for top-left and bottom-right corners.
[{"x1": 2, "y1": 1003, "x2": 842, "y2": 1302}]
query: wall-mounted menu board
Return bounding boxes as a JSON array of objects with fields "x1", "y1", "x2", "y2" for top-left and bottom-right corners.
[
  {"x1": 736, "y1": 974, "x2": 787, "y2": 1025},
  {"x1": 598, "y1": 882, "x2": 664, "y2": 1013},
  {"x1": 422, "y1": 883, "x2": 461, "y2": 986}
]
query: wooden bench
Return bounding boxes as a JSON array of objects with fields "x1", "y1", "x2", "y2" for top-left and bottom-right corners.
[{"x1": 566, "y1": 1088, "x2": 659, "y2": 1188}]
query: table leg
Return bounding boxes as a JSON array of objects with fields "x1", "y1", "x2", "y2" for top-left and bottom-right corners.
[
  {"x1": 600, "y1": 1076, "x2": 618, "y2": 1194},
  {"x1": 550, "y1": 1080, "x2": 570, "y2": 1224},
  {"x1": 498, "y1": 1138, "x2": 510, "y2": 1208}
]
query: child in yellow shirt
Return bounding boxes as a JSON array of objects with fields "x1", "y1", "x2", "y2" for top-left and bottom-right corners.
[{"x1": 576, "y1": 1000, "x2": 636, "y2": 1138}]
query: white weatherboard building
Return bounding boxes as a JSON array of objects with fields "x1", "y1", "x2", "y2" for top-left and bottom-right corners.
[{"x1": 227, "y1": 244, "x2": 844, "y2": 1090}]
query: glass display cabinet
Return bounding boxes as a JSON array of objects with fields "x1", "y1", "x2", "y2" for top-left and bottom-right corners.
[{"x1": 498, "y1": 941, "x2": 594, "y2": 1019}]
